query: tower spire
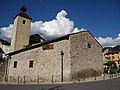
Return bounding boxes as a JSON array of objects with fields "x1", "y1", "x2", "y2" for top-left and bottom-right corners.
[
  {"x1": 20, "y1": 5, "x2": 27, "y2": 13},
  {"x1": 13, "y1": 5, "x2": 32, "y2": 20}
]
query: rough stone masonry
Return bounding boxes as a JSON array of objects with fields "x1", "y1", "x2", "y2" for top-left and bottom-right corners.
[{"x1": 7, "y1": 31, "x2": 103, "y2": 83}]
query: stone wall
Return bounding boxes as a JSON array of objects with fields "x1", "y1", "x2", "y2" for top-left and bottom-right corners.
[
  {"x1": 70, "y1": 32, "x2": 103, "y2": 80},
  {"x1": 7, "y1": 31, "x2": 104, "y2": 83},
  {"x1": 0, "y1": 60, "x2": 7, "y2": 81},
  {"x1": 8, "y1": 39, "x2": 71, "y2": 83}
]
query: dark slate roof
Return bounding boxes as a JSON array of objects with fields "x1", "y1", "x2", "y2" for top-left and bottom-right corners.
[
  {"x1": 13, "y1": 6, "x2": 32, "y2": 20},
  {"x1": 0, "y1": 39, "x2": 10, "y2": 46},
  {"x1": 29, "y1": 34, "x2": 45, "y2": 45},
  {"x1": 7, "y1": 31, "x2": 102, "y2": 56},
  {"x1": 112, "y1": 45, "x2": 120, "y2": 52},
  {"x1": 102, "y1": 47, "x2": 112, "y2": 52},
  {"x1": 104, "y1": 45, "x2": 120, "y2": 55},
  {"x1": 105, "y1": 52, "x2": 119, "y2": 55}
]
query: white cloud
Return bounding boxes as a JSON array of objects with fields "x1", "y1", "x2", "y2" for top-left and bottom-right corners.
[
  {"x1": 0, "y1": 10, "x2": 84, "y2": 41},
  {"x1": 96, "y1": 34, "x2": 120, "y2": 47},
  {"x1": 30, "y1": 21, "x2": 44, "y2": 35},
  {"x1": 0, "y1": 24, "x2": 13, "y2": 41},
  {"x1": 30, "y1": 10, "x2": 77, "y2": 40},
  {"x1": 72, "y1": 28, "x2": 87, "y2": 33},
  {"x1": 1, "y1": 10, "x2": 120, "y2": 47},
  {"x1": 42, "y1": 10, "x2": 74, "y2": 38}
]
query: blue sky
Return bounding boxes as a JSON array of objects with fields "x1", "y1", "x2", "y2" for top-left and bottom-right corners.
[{"x1": 0, "y1": 0, "x2": 120, "y2": 47}]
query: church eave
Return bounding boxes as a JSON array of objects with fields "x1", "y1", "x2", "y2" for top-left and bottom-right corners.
[
  {"x1": 13, "y1": 12, "x2": 32, "y2": 20},
  {"x1": 7, "y1": 31, "x2": 102, "y2": 56}
]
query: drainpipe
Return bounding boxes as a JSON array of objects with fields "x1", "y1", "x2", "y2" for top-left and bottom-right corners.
[{"x1": 61, "y1": 51, "x2": 64, "y2": 82}]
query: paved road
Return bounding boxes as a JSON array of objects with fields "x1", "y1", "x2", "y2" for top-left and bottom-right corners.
[{"x1": 0, "y1": 77, "x2": 120, "y2": 90}]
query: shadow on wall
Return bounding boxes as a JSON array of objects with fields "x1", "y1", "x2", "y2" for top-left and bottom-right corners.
[
  {"x1": 0, "y1": 60, "x2": 7, "y2": 81},
  {"x1": 72, "y1": 68, "x2": 103, "y2": 81}
]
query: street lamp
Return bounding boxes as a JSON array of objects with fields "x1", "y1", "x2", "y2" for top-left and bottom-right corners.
[{"x1": 61, "y1": 50, "x2": 64, "y2": 82}]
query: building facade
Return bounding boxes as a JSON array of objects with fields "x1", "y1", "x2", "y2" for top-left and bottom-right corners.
[
  {"x1": 1, "y1": 6, "x2": 103, "y2": 83},
  {"x1": 104, "y1": 46, "x2": 120, "y2": 69},
  {"x1": 10, "y1": 6, "x2": 32, "y2": 52},
  {"x1": 7, "y1": 31, "x2": 103, "y2": 83}
]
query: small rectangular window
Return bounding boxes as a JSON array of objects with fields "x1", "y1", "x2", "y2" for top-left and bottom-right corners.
[
  {"x1": 105, "y1": 57, "x2": 109, "y2": 60},
  {"x1": 88, "y1": 43, "x2": 91, "y2": 48},
  {"x1": 29, "y1": 61, "x2": 34, "y2": 68},
  {"x1": 13, "y1": 61, "x2": 17, "y2": 68},
  {"x1": 23, "y1": 20, "x2": 26, "y2": 24},
  {"x1": 118, "y1": 60, "x2": 120, "y2": 64},
  {"x1": 112, "y1": 56, "x2": 114, "y2": 59}
]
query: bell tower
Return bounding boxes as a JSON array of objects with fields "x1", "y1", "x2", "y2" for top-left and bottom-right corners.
[{"x1": 11, "y1": 6, "x2": 32, "y2": 52}]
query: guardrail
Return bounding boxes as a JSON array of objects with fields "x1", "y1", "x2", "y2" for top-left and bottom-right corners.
[{"x1": 0, "y1": 73, "x2": 120, "y2": 84}]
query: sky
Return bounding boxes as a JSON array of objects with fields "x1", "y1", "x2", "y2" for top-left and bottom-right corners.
[{"x1": 0, "y1": 0, "x2": 120, "y2": 47}]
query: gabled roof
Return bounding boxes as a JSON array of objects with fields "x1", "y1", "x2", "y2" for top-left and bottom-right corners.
[
  {"x1": 104, "y1": 45, "x2": 120, "y2": 55},
  {"x1": 112, "y1": 45, "x2": 120, "y2": 51},
  {"x1": 85, "y1": 30, "x2": 102, "y2": 48},
  {"x1": 7, "y1": 31, "x2": 102, "y2": 56},
  {"x1": 29, "y1": 34, "x2": 45, "y2": 45},
  {"x1": 0, "y1": 39, "x2": 10, "y2": 46},
  {"x1": 14, "y1": 12, "x2": 32, "y2": 20},
  {"x1": 104, "y1": 52, "x2": 119, "y2": 55}
]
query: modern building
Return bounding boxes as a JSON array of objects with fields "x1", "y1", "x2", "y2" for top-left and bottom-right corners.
[{"x1": 103, "y1": 45, "x2": 120, "y2": 69}]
